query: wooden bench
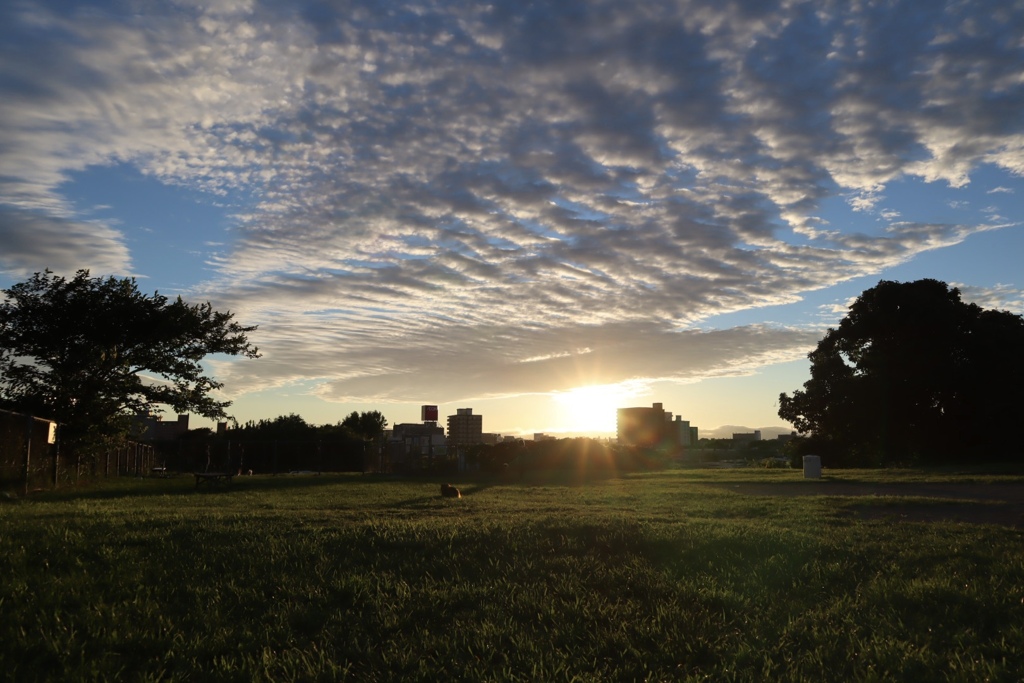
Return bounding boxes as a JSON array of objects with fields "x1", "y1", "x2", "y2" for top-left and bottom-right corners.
[{"x1": 194, "y1": 472, "x2": 234, "y2": 489}]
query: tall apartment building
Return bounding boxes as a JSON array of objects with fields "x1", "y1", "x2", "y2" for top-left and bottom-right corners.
[
  {"x1": 673, "y1": 417, "x2": 693, "y2": 448},
  {"x1": 387, "y1": 422, "x2": 446, "y2": 462},
  {"x1": 617, "y1": 402, "x2": 693, "y2": 451},
  {"x1": 447, "y1": 408, "x2": 483, "y2": 448}
]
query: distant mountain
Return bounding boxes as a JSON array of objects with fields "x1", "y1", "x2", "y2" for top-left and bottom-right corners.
[{"x1": 703, "y1": 425, "x2": 796, "y2": 440}]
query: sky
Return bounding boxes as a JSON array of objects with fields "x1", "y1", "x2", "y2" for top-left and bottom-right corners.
[{"x1": 1, "y1": 0, "x2": 1023, "y2": 440}]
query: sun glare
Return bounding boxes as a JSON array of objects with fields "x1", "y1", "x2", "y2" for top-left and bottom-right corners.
[{"x1": 553, "y1": 383, "x2": 644, "y2": 434}]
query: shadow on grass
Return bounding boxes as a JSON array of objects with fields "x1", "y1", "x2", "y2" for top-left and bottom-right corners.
[
  {"x1": 702, "y1": 477, "x2": 1024, "y2": 503},
  {"x1": 29, "y1": 462, "x2": 679, "y2": 505},
  {"x1": 27, "y1": 471, "x2": 399, "y2": 502}
]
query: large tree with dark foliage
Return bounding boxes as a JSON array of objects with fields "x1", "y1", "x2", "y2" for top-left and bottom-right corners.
[
  {"x1": 0, "y1": 270, "x2": 259, "y2": 452},
  {"x1": 340, "y1": 410, "x2": 388, "y2": 440},
  {"x1": 778, "y1": 279, "x2": 1024, "y2": 466}
]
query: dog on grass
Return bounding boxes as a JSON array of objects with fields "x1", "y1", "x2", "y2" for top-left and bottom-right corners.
[{"x1": 440, "y1": 483, "x2": 462, "y2": 498}]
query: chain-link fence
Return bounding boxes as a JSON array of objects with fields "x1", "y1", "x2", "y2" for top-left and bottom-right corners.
[
  {"x1": 1, "y1": 408, "x2": 57, "y2": 495},
  {"x1": 1, "y1": 408, "x2": 158, "y2": 495}
]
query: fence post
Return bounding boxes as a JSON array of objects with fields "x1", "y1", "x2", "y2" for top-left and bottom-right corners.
[
  {"x1": 22, "y1": 415, "x2": 33, "y2": 496},
  {"x1": 52, "y1": 424, "x2": 60, "y2": 489}
]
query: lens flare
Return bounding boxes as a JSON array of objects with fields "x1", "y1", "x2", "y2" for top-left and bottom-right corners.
[{"x1": 553, "y1": 382, "x2": 646, "y2": 434}]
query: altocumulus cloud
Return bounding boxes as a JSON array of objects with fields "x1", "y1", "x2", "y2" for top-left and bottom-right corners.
[
  {"x1": 1, "y1": 0, "x2": 1023, "y2": 403},
  {"x1": 0, "y1": 208, "x2": 130, "y2": 275}
]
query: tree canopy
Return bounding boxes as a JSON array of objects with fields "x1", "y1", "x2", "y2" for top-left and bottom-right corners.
[
  {"x1": 778, "y1": 279, "x2": 1024, "y2": 466},
  {"x1": 0, "y1": 270, "x2": 259, "y2": 451},
  {"x1": 340, "y1": 410, "x2": 388, "y2": 440},
  {"x1": 236, "y1": 414, "x2": 316, "y2": 442}
]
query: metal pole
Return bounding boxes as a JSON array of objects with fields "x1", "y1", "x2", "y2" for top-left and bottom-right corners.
[
  {"x1": 22, "y1": 414, "x2": 32, "y2": 496},
  {"x1": 52, "y1": 423, "x2": 60, "y2": 489}
]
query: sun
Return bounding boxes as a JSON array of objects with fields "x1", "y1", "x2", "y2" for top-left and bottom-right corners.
[{"x1": 553, "y1": 383, "x2": 643, "y2": 434}]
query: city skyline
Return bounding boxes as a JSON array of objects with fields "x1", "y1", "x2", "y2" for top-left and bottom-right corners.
[{"x1": 1, "y1": 1, "x2": 1022, "y2": 439}]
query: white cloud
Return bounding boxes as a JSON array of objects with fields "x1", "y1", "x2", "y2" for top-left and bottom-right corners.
[
  {"x1": 0, "y1": 208, "x2": 131, "y2": 277},
  {"x1": 1, "y1": 0, "x2": 1022, "y2": 406},
  {"x1": 214, "y1": 320, "x2": 822, "y2": 405},
  {"x1": 955, "y1": 283, "x2": 1024, "y2": 315}
]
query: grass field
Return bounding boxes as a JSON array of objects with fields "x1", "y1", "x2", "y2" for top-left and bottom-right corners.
[{"x1": 2, "y1": 467, "x2": 1023, "y2": 682}]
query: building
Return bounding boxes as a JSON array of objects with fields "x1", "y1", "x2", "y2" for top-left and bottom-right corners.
[
  {"x1": 135, "y1": 413, "x2": 189, "y2": 441},
  {"x1": 672, "y1": 417, "x2": 692, "y2": 448},
  {"x1": 732, "y1": 430, "x2": 762, "y2": 444},
  {"x1": 447, "y1": 408, "x2": 483, "y2": 448},
  {"x1": 385, "y1": 422, "x2": 446, "y2": 470},
  {"x1": 617, "y1": 403, "x2": 684, "y2": 451}
]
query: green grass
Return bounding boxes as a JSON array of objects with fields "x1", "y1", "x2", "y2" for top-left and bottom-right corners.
[{"x1": 1, "y1": 469, "x2": 1022, "y2": 682}]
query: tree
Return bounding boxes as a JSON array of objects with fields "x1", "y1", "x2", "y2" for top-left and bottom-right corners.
[
  {"x1": 779, "y1": 279, "x2": 1024, "y2": 466},
  {"x1": 236, "y1": 414, "x2": 316, "y2": 441},
  {"x1": 340, "y1": 410, "x2": 388, "y2": 440},
  {"x1": 0, "y1": 270, "x2": 259, "y2": 452},
  {"x1": 339, "y1": 410, "x2": 388, "y2": 473}
]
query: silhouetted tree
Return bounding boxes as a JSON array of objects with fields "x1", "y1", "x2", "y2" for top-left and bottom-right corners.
[
  {"x1": 0, "y1": 270, "x2": 259, "y2": 453},
  {"x1": 236, "y1": 414, "x2": 316, "y2": 441},
  {"x1": 340, "y1": 410, "x2": 388, "y2": 440},
  {"x1": 338, "y1": 410, "x2": 388, "y2": 471},
  {"x1": 779, "y1": 279, "x2": 1024, "y2": 465}
]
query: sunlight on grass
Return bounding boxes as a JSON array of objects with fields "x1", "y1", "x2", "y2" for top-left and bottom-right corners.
[{"x1": 1, "y1": 469, "x2": 1022, "y2": 681}]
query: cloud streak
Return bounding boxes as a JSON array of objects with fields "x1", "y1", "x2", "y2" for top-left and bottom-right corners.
[{"x1": 2, "y1": 0, "x2": 1023, "y2": 411}]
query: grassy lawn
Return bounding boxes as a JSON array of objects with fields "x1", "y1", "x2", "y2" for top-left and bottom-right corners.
[{"x1": 1, "y1": 468, "x2": 1022, "y2": 682}]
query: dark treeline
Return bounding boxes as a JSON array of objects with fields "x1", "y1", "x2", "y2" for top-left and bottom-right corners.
[
  {"x1": 155, "y1": 412, "x2": 387, "y2": 475},
  {"x1": 152, "y1": 426, "x2": 670, "y2": 479},
  {"x1": 230, "y1": 411, "x2": 387, "y2": 442}
]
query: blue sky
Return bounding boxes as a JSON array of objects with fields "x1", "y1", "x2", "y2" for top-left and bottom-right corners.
[{"x1": 1, "y1": 0, "x2": 1022, "y2": 439}]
